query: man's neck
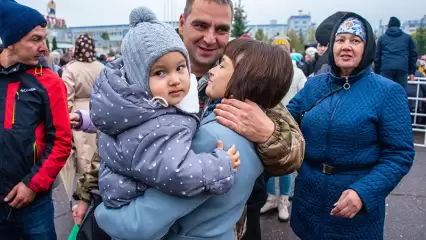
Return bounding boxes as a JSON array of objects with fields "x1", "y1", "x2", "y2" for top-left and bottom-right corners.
[
  {"x1": 191, "y1": 62, "x2": 214, "y2": 79},
  {"x1": 0, "y1": 50, "x2": 17, "y2": 69}
]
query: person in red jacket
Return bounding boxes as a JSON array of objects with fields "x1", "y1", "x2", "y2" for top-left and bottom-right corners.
[{"x1": 0, "y1": 1, "x2": 72, "y2": 239}]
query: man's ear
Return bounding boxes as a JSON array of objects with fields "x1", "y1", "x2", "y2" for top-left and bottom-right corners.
[{"x1": 179, "y1": 14, "x2": 185, "y2": 38}]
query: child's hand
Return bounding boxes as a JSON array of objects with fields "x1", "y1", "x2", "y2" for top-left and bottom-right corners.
[
  {"x1": 217, "y1": 140, "x2": 240, "y2": 172},
  {"x1": 70, "y1": 112, "x2": 81, "y2": 129}
]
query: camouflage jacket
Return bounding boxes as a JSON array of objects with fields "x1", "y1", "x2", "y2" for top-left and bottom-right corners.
[
  {"x1": 72, "y1": 133, "x2": 101, "y2": 202},
  {"x1": 73, "y1": 72, "x2": 305, "y2": 203}
]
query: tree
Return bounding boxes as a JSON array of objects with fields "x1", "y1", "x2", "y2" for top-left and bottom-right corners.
[
  {"x1": 231, "y1": 4, "x2": 250, "y2": 38},
  {"x1": 254, "y1": 29, "x2": 264, "y2": 41},
  {"x1": 288, "y1": 29, "x2": 303, "y2": 53},
  {"x1": 298, "y1": 28, "x2": 305, "y2": 45},
  {"x1": 413, "y1": 24, "x2": 426, "y2": 56},
  {"x1": 101, "y1": 32, "x2": 110, "y2": 41},
  {"x1": 254, "y1": 29, "x2": 268, "y2": 42},
  {"x1": 51, "y1": 37, "x2": 58, "y2": 51},
  {"x1": 306, "y1": 28, "x2": 316, "y2": 44},
  {"x1": 45, "y1": 38, "x2": 50, "y2": 51},
  {"x1": 101, "y1": 32, "x2": 111, "y2": 49}
]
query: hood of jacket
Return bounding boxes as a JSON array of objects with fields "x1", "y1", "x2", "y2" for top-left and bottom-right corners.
[
  {"x1": 386, "y1": 27, "x2": 404, "y2": 37},
  {"x1": 315, "y1": 12, "x2": 347, "y2": 46},
  {"x1": 314, "y1": 49, "x2": 330, "y2": 74},
  {"x1": 90, "y1": 58, "x2": 198, "y2": 135},
  {"x1": 328, "y1": 12, "x2": 376, "y2": 78}
]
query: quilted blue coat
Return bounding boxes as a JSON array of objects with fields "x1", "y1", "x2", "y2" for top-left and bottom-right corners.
[{"x1": 287, "y1": 13, "x2": 415, "y2": 240}]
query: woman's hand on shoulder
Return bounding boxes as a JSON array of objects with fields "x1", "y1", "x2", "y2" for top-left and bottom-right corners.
[{"x1": 217, "y1": 140, "x2": 240, "y2": 172}]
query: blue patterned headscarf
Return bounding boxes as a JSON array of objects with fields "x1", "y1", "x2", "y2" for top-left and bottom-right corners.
[{"x1": 335, "y1": 17, "x2": 366, "y2": 42}]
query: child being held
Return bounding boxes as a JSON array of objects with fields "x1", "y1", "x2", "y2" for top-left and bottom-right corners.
[{"x1": 90, "y1": 7, "x2": 239, "y2": 209}]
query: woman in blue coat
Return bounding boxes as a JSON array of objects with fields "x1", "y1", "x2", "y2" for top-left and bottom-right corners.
[
  {"x1": 94, "y1": 38, "x2": 297, "y2": 240},
  {"x1": 287, "y1": 12, "x2": 415, "y2": 240}
]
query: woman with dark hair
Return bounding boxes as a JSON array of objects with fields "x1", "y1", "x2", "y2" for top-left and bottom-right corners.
[
  {"x1": 288, "y1": 12, "x2": 414, "y2": 239},
  {"x1": 94, "y1": 38, "x2": 300, "y2": 240}
]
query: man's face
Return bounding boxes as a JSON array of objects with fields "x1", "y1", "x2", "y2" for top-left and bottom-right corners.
[
  {"x1": 8, "y1": 26, "x2": 48, "y2": 66},
  {"x1": 317, "y1": 43, "x2": 328, "y2": 56},
  {"x1": 180, "y1": 0, "x2": 232, "y2": 70}
]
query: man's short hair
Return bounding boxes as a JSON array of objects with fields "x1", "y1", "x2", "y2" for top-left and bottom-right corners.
[
  {"x1": 183, "y1": 0, "x2": 234, "y2": 19},
  {"x1": 224, "y1": 38, "x2": 294, "y2": 109}
]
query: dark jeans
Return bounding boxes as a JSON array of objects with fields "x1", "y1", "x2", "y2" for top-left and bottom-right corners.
[
  {"x1": 381, "y1": 70, "x2": 408, "y2": 89},
  {"x1": 0, "y1": 192, "x2": 56, "y2": 240},
  {"x1": 242, "y1": 174, "x2": 268, "y2": 240},
  {"x1": 242, "y1": 207, "x2": 262, "y2": 240}
]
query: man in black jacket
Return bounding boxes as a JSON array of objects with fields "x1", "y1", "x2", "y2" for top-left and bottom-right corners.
[
  {"x1": 375, "y1": 17, "x2": 418, "y2": 88},
  {"x1": 0, "y1": 1, "x2": 72, "y2": 239}
]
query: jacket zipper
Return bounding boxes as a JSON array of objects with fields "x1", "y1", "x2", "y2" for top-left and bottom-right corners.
[
  {"x1": 325, "y1": 77, "x2": 350, "y2": 156},
  {"x1": 12, "y1": 92, "x2": 19, "y2": 124},
  {"x1": 0, "y1": 91, "x2": 20, "y2": 198},
  {"x1": 321, "y1": 77, "x2": 350, "y2": 238},
  {"x1": 325, "y1": 77, "x2": 350, "y2": 163},
  {"x1": 33, "y1": 142, "x2": 38, "y2": 165}
]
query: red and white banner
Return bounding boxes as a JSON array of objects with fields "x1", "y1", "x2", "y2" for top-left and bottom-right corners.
[{"x1": 43, "y1": 15, "x2": 66, "y2": 26}]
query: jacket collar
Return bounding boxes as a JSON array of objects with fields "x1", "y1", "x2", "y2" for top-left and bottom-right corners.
[
  {"x1": 329, "y1": 66, "x2": 373, "y2": 85},
  {"x1": 0, "y1": 63, "x2": 27, "y2": 75},
  {"x1": 201, "y1": 111, "x2": 218, "y2": 126},
  {"x1": 0, "y1": 48, "x2": 49, "y2": 75}
]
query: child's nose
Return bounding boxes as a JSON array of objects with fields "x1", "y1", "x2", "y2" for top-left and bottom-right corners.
[{"x1": 169, "y1": 73, "x2": 181, "y2": 85}]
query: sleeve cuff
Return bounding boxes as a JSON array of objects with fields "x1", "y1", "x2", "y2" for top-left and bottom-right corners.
[
  {"x1": 258, "y1": 113, "x2": 280, "y2": 148},
  {"x1": 349, "y1": 185, "x2": 378, "y2": 213},
  {"x1": 72, "y1": 191, "x2": 91, "y2": 203},
  {"x1": 21, "y1": 173, "x2": 39, "y2": 192},
  {"x1": 75, "y1": 110, "x2": 88, "y2": 131}
]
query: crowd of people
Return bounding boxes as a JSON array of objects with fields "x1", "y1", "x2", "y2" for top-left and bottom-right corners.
[{"x1": 0, "y1": 0, "x2": 420, "y2": 240}]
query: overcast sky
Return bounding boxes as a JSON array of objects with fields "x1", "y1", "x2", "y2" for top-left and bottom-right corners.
[{"x1": 18, "y1": 0, "x2": 425, "y2": 28}]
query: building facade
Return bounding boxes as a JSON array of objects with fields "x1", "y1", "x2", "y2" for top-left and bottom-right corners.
[
  {"x1": 49, "y1": 13, "x2": 317, "y2": 53},
  {"x1": 287, "y1": 14, "x2": 314, "y2": 35},
  {"x1": 248, "y1": 22, "x2": 288, "y2": 39},
  {"x1": 402, "y1": 15, "x2": 426, "y2": 35}
]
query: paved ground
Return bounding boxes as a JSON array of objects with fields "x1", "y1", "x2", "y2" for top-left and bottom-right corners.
[{"x1": 54, "y1": 134, "x2": 426, "y2": 240}]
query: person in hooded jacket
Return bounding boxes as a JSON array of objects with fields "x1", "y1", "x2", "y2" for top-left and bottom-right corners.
[
  {"x1": 313, "y1": 12, "x2": 347, "y2": 75},
  {"x1": 287, "y1": 12, "x2": 415, "y2": 240},
  {"x1": 375, "y1": 17, "x2": 418, "y2": 88}
]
